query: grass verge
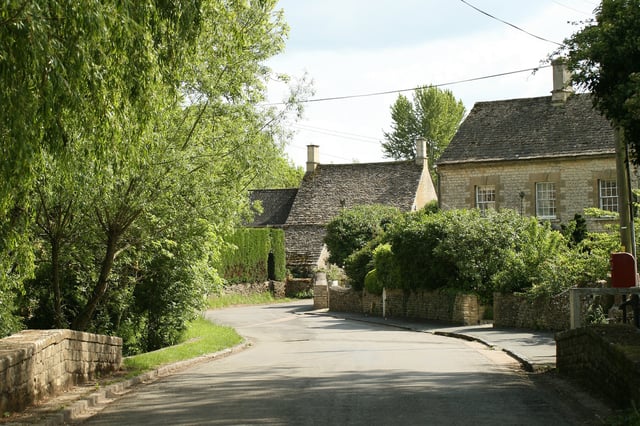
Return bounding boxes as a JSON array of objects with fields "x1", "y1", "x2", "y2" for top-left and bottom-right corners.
[
  {"x1": 123, "y1": 317, "x2": 243, "y2": 378},
  {"x1": 207, "y1": 291, "x2": 291, "y2": 309}
]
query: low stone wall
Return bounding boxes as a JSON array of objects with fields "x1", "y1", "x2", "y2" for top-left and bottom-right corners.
[
  {"x1": 0, "y1": 329, "x2": 122, "y2": 413},
  {"x1": 556, "y1": 324, "x2": 640, "y2": 408},
  {"x1": 222, "y1": 280, "x2": 312, "y2": 299},
  {"x1": 313, "y1": 285, "x2": 328, "y2": 309},
  {"x1": 493, "y1": 292, "x2": 570, "y2": 331},
  {"x1": 285, "y1": 278, "x2": 313, "y2": 298},
  {"x1": 326, "y1": 287, "x2": 483, "y2": 325}
]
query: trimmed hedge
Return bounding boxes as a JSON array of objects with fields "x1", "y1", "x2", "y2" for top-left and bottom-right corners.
[{"x1": 218, "y1": 228, "x2": 286, "y2": 284}]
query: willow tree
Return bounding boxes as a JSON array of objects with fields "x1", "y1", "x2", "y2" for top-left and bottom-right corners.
[{"x1": 4, "y1": 0, "x2": 300, "y2": 337}]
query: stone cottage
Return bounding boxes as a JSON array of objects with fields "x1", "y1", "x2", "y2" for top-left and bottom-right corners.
[
  {"x1": 436, "y1": 60, "x2": 627, "y2": 229},
  {"x1": 249, "y1": 140, "x2": 438, "y2": 276}
]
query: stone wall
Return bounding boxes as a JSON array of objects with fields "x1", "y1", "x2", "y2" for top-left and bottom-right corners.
[
  {"x1": 221, "y1": 280, "x2": 314, "y2": 299},
  {"x1": 493, "y1": 292, "x2": 570, "y2": 331},
  {"x1": 0, "y1": 329, "x2": 122, "y2": 413},
  {"x1": 438, "y1": 156, "x2": 621, "y2": 230},
  {"x1": 556, "y1": 325, "x2": 640, "y2": 408},
  {"x1": 326, "y1": 287, "x2": 483, "y2": 325}
]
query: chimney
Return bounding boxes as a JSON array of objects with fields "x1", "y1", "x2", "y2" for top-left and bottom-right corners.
[
  {"x1": 416, "y1": 137, "x2": 428, "y2": 167},
  {"x1": 306, "y1": 144, "x2": 319, "y2": 173},
  {"x1": 551, "y1": 58, "x2": 573, "y2": 103}
]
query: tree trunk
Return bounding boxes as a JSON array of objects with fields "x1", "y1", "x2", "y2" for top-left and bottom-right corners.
[
  {"x1": 51, "y1": 237, "x2": 64, "y2": 328},
  {"x1": 615, "y1": 126, "x2": 635, "y2": 255},
  {"x1": 72, "y1": 229, "x2": 120, "y2": 331}
]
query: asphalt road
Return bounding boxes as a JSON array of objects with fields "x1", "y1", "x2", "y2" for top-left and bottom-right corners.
[{"x1": 81, "y1": 302, "x2": 594, "y2": 425}]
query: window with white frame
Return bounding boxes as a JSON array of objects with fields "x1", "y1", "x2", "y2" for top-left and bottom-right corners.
[
  {"x1": 536, "y1": 182, "x2": 556, "y2": 219},
  {"x1": 475, "y1": 185, "x2": 495, "y2": 214},
  {"x1": 599, "y1": 179, "x2": 618, "y2": 213}
]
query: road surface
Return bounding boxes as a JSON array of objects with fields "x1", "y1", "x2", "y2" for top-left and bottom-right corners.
[{"x1": 82, "y1": 301, "x2": 596, "y2": 425}]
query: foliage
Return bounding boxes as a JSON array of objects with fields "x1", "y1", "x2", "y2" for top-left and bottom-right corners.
[
  {"x1": 371, "y1": 243, "x2": 402, "y2": 290},
  {"x1": 343, "y1": 244, "x2": 376, "y2": 291},
  {"x1": 364, "y1": 269, "x2": 383, "y2": 295},
  {"x1": 218, "y1": 228, "x2": 286, "y2": 284},
  {"x1": 561, "y1": 0, "x2": 640, "y2": 162},
  {"x1": 324, "y1": 205, "x2": 401, "y2": 267},
  {"x1": 382, "y1": 86, "x2": 465, "y2": 178},
  {"x1": 4, "y1": 0, "x2": 302, "y2": 347},
  {"x1": 207, "y1": 292, "x2": 289, "y2": 310}
]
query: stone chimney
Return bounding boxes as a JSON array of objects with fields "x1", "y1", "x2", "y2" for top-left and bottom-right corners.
[
  {"x1": 551, "y1": 58, "x2": 573, "y2": 103},
  {"x1": 416, "y1": 137, "x2": 428, "y2": 167},
  {"x1": 306, "y1": 144, "x2": 319, "y2": 173}
]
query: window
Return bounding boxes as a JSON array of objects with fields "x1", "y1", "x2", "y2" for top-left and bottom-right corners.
[
  {"x1": 599, "y1": 180, "x2": 618, "y2": 213},
  {"x1": 536, "y1": 182, "x2": 556, "y2": 219},
  {"x1": 475, "y1": 185, "x2": 495, "y2": 214}
]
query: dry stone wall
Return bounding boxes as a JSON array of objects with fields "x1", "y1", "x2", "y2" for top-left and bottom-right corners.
[
  {"x1": 556, "y1": 325, "x2": 640, "y2": 408},
  {"x1": 0, "y1": 329, "x2": 122, "y2": 413},
  {"x1": 326, "y1": 287, "x2": 483, "y2": 325},
  {"x1": 493, "y1": 292, "x2": 571, "y2": 331}
]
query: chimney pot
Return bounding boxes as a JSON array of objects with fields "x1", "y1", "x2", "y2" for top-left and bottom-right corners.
[
  {"x1": 551, "y1": 58, "x2": 573, "y2": 103},
  {"x1": 306, "y1": 145, "x2": 319, "y2": 173},
  {"x1": 416, "y1": 137, "x2": 427, "y2": 167}
]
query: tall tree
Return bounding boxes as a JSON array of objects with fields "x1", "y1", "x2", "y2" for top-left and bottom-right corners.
[
  {"x1": 0, "y1": 0, "x2": 205, "y2": 334},
  {"x1": 382, "y1": 86, "x2": 465, "y2": 176},
  {"x1": 561, "y1": 0, "x2": 640, "y2": 253},
  {"x1": 23, "y1": 0, "x2": 298, "y2": 337}
]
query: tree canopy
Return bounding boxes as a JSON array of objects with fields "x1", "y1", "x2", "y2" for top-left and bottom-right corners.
[
  {"x1": 561, "y1": 0, "x2": 640, "y2": 161},
  {"x1": 381, "y1": 86, "x2": 465, "y2": 177},
  {"x1": 0, "y1": 0, "x2": 303, "y2": 345}
]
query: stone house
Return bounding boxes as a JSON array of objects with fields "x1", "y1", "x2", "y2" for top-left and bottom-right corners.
[
  {"x1": 436, "y1": 61, "x2": 627, "y2": 230},
  {"x1": 249, "y1": 141, "x2": 438, "y2": 276}
]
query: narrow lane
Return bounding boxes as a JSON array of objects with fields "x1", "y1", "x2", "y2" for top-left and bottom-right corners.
[{"x1": 82, "y1": 302, "x2": 587, "y2": 425}]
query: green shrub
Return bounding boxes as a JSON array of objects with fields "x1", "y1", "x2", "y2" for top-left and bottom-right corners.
[
  {"x1": 371, "y1": 243, "x2": 402, "y2": 290},
  {"x1": 343, "y1": 243, "x2": 375, "y2": 291},
  {"x1": 218, "y1": 228, "x2": 286, "y2": 283},
  {"x1": 364, "y1": 269, "x2": 383, "y2": 295},
  {"x1": 324, "y1": 204, "x2": 400, "y2": 267}
]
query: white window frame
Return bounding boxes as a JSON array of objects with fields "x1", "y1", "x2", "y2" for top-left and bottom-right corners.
[
  {"x1": 598, "y1": 179, "x2": 619, "y2": 213},
  {"x1": 536, "y1": 182, "x2": 556, "y2": 219},
  {"x1": 475, "y1": 185, "x2": 496, "y2": 214}
]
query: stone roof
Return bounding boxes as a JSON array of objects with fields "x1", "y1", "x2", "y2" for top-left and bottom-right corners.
[
  {"x1": 437, "y1": 93, "x2": 615, "y2": 165},
  {"x1": 285, "y1": 161, "x2": 425, "y2": 226},
  {"x1": 247, "y1": 189, "x2": 298, "y2": 227}
]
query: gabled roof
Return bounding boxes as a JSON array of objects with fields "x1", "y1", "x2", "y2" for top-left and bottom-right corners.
[
  {"x1": 437, "y1": 93, "x2": 615, "y2": 165},
  {"x1": 247, "y1": 188, "x2": 298, "y2": 227},
  {"x1": 285, "y1": 161, "x2": 425, "y2": 226}
]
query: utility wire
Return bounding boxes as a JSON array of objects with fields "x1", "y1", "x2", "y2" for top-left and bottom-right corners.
[
  {"x1": 459, "y1": 0, "x2": 564, "y2": 46},
  {"x1": 266, "y1": 65, "x2": 550, "y2": 105}
]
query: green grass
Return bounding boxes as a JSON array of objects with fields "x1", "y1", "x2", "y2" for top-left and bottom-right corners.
[
  {"x1": 207, "y1": 291, "x2": 291, "y2": 309},
  {"x1": 123, "y1": 317, "x2": 243, "y2": 377}
]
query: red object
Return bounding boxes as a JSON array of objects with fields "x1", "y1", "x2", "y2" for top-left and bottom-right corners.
[{"x1": 611, "y1": 252, "x2": 638, "y2": 288}]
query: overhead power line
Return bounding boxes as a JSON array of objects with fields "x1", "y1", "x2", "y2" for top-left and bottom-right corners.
[
  {"x1": 267, "y1": 65, "x2": 550, "y2": 105},
  {"x1": 459, "y1": 0, "x2": 564, "y2": 46}
]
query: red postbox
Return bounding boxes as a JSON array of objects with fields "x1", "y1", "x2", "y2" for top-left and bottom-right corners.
[{"x1": 610, "y1": 252, "x2": 638, "y2": 288}]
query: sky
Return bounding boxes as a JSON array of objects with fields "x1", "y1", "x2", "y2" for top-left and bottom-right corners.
[{"x1": 266, "y1": 0, "x2": 600, "y2": 168}]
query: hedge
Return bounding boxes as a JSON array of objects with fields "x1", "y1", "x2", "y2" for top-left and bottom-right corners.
[{"x1": 218, "y1": 228, "x2": 286, "y2": 284}]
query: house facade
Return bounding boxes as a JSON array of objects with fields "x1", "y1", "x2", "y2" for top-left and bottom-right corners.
[
  {"x1": 250, "y1": 141, "x2": 438, "y2": 276},
  {"x1": 436, "y1": 61, "x2": 628, "y2": 230}
]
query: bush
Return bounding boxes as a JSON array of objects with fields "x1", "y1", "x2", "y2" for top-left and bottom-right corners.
[
  {"x1": 218, "y1": 228, "x2": 286, "y2": 283},
  {"x1": 343, "y1": 243, "x2": 375, "y2": 291},
  {"x1": 371, "y1": 243, "x2": 402, "y2": 290},
  {"x1": 364, "y1": 269, "x2": 383, "y2": 295},
  {"x1": 324, "y1": 205, "x2": 400, "y2": 267}
]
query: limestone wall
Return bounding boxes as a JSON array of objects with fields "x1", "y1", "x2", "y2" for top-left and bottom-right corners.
[
  {"x1": 326, "y1": 287, "x2": 483, "y2": 325},
  {"x1": 0, "y1": 329, "x2": 122, "y2": 413},
  {"x1": 493, "y1": 292, "x2": 570, "y2": 331},
  {"x1": 556, "y1": 325, "x2": 640, "y2": 408},
  {"x1": 438, "y1": 156, "x2": 620, "y2": 229}
]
